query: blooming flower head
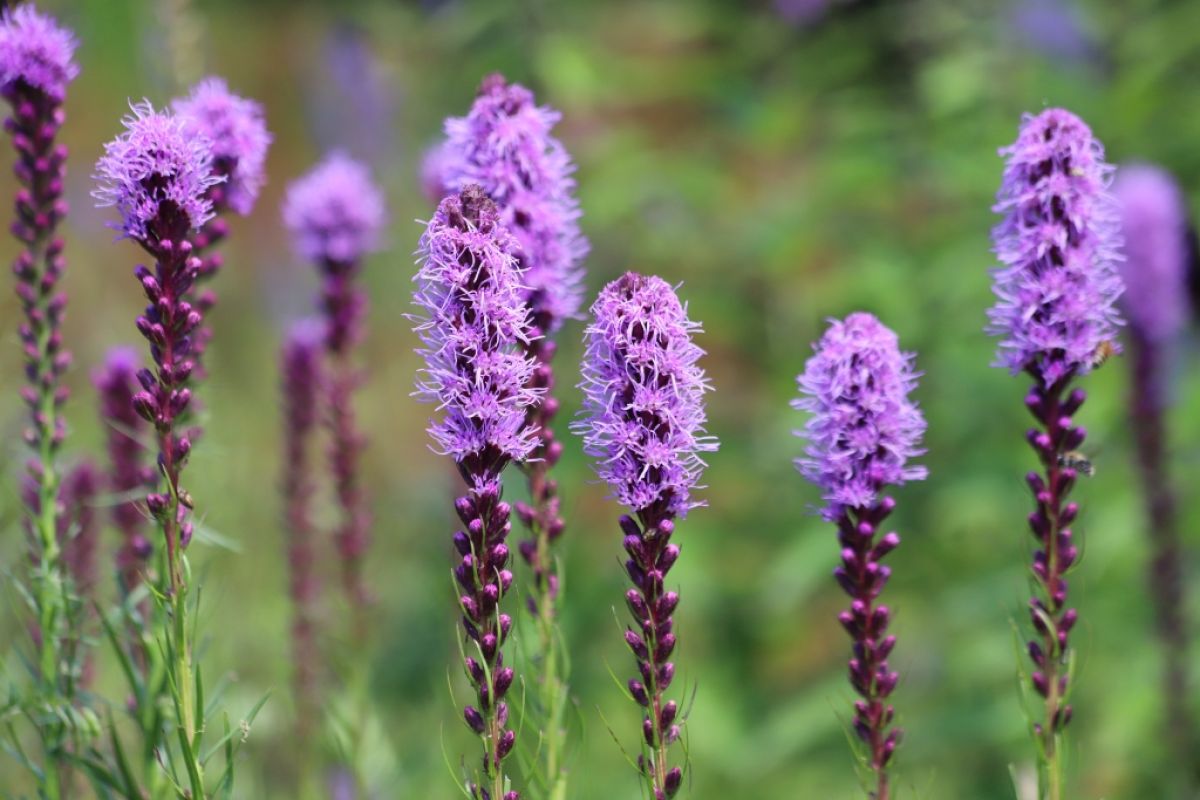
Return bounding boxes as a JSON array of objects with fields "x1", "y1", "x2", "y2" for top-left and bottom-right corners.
[
  {"x1": 574, "y1": 272, "x2": 717, "y2": 518},
  {"x1": 794, "y1": 312, "x2": 927, "y2": 520},
  {"x1": 93, "y1": 100, "x2": 223, "y2": 243},
  {"x1": 412, "y1": 186, "x2": 540, "y2": 470},
  {"x1": 441, "y1": 73, "x2": 588, "y2": 331},
  {"x1": 172, "y1": 76, "x2": 272, "y2": 216},
  {"x1": 0, "y1": 4, "x2": 78, "y2": 101},
  {"x1": 987, "y1": 107, "x2": 1124, "y2": 385},
  {"x1": 282, "y1": 151, "x2": 384, "y2": 265},
  {"x1": 1113, "y1": 164, "x2": 1192, "y2": 344}
]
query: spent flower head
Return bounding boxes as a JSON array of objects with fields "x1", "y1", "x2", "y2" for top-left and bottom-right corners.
[
  {"x1": 282, "y1": 151, "x2": 384, "y2": 265},
  {"x1": 92, "y1": 100, "x2": 223, "y2": 242},
  {"x1": 794, "y1": 312, "x2": 927, "y2": 520},
  {"x1": 172, "y1": 76, "x2": 272, "y2": 215},
  {"x1": 0, "y1": 4, "x2": 78, "y2": 101},
  {"x1": 575, "y1": 272, "x2": 717, "y2": 518},
  {"x1": 987, "y1": 107, "x2": 1124, "y2": 385}
]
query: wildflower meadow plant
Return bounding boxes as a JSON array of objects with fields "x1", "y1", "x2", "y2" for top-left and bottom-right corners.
[
  {"x1": 283, "y1": 151, "x2": 384, "y2": 640},
  {"x1": 1113, "y1": 163, "x2": 1196, "y2": 779},
  {"x1": 0, "y1": 4, "x2": 84, "y2": 792},
  {"x1": 793, "y1": 312, "x2": 926, "y2": 799},
  {"x1": 412, "y1": 186, "x2": 539, "y2": 800},
  {"x1": 436, "y1": 72, "x2": 589, "y2": 794},
  {"x1": 94, "y1": 99, "x2": 260, "y2": 797},
  {"x1": 573, "y1": 272, "x2": 717, "y2": 800},
  {"x1": 987, "y1": 107, "x2": 1124, "y2": 799}
]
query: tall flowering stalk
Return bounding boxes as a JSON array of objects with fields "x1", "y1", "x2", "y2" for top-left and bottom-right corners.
[
  {"x1": 59, "y1": 460, "x2": 100, "y2": 690},
  {"x1": 283, "y1": 152, "x2": 383, "y2": 642},
  {"x1": 95, "y1": 345, "x2": 155, "y2": 594},
  {"x1": 573, "y1": 272, "x2": 717, "y2": 800},
  {"x1": 987, "y1": 108, "x2": 1124, "y2": 799},
  {"x1": 0, "y1": 6, "x2": 80, "y2": 793},
  {"x1": 280, "y1": 320, "x2": 325, "y2": 746},
  {"x1": 437, "y1": 73, "x2": 589, "y2": 795},
  {"x1": 93, "y1": 100, "x2": 223, "y2": 798},
  {"x1": 1113, "y1": 164, "x2": 1196, "y2": 782},
  {"x1": 793, "y1": 313, "x2": 927, "y2": 799},
  {"x1": 172, "y1": 76, "x2": 271, "y2": 380},
  {"x1": 413, "y1": 187, "x2": 539, "y2": 800}
]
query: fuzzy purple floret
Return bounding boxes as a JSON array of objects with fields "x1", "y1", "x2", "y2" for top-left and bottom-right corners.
[
  {"x1": 441, "y1": 75, "x2": 588, "y2": 332},
  {"x1": 172, "y1": 76, "x2": 272, "y2": 216},
  {"x1": 987, "y1": 108, "x2": 1125, "y2": 386},
  {"x1": 92, "y1": 101, "x2": 223, "y2": 242},
  {"x1": 0, "y1": 5, "x2": 78, "y2": 101},
  {"x1": 282, "y1": 151, "x2": 384, "y2": 265},
  {"x1": 574, "y1": 272, "x2": 717, "y2": 518},
  {"x1": 1113, "y1": 164, "x2": 1192, "y2": 344},
  {"x1": 794, "y1": 312, "x2": 927, "y2": 520},
  {"x1": 412, "y1": 187, "x2": 540, "y2": 466}
]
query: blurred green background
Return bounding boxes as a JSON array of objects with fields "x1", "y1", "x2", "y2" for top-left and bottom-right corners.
[{"x1": 2, "y1": 0, "x2": 1199, "y2": 797}]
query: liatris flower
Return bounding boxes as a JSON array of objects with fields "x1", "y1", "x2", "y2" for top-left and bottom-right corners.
[
  {"x1": 280, "y1": 319, "x2": 325, "y2": 741},
  {"x1": 987, "y1": 108, "x2": 1124, "y2": 799},
  {"x1": 94, "y1": 101, "x2": 219, "y2": 788},
  {"x1": 172, "y1": 77, "x2": 271, "y2": 379},
  {"x1": 412, "y1": 187, "x2": 539, "y2": 800},
  {"x1": 59, "y1": 460, "x2": 99, "y2": 689},
  {"x1": 1113, "y1": 164, "x2": 1196, "y2": 780},
  {"x1": 573, "y1": 272, "x2": 717, "y2": 800},
  {"x1": 282, "y1": 152, "x2": 383, "y2": 636},
  {"x1": 794, "y1": 313, "x2": 926, "y2": 799},
  {"x1": 1, "y1": 3, "x2": 78, "y2": 731},
  {"x1": 94, "y1": 346, "x2": 154, "y2": 592}
]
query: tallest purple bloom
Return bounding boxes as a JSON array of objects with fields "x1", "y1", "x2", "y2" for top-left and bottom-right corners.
[{"x1": 987, "y1": 107, "x2": 1124, "y2": 799}]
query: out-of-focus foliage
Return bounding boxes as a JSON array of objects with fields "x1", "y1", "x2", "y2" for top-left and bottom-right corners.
[{"x1": 1, "y1": 0, "x2": 1198, "y2": 797}]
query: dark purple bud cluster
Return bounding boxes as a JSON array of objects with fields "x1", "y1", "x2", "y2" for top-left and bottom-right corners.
[
  {"x1": 1021, "y1": 382, "x2": 1087, "y2": 736},
  {"x1": 454, "y1": 485, "x2": 520, "y2": 798}
]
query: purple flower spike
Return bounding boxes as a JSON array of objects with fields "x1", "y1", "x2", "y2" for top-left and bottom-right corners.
[
  {"x1": 988, "y1": 108, "x2": 1124, "y2": 794},
  {"x1": 93, "y1": 100, "x2": 223, "y2": 244},
  {"x1": 173, "y1": 76, "x2": 271, "y2": 217},
  {"x1": 794, "y1": 312, "x2": 927, "y2": 521},
  {"x1": 282, "y1": 151, "x2": 384, "y2": 268},
  {"x1": 0, "y1": 4, "x2": 78, "y2": 101},
  {"x1": 795, "y1": 313, "x2": 925, "y2": 797},
  {"x1": 1114, "y1": 163, "x2": 1196, "y2": 773},
  {"x1": 280, "y1": 319, "x2": 325, "y2": 741},
  {"x1": 283, "y1": 152, "x2": 385, "y2": 637},
  {"x1": 94, "y1": 346, "x2": 154, "y2": 592},
  {"x1": 412, "y1": 186, "x2": 538, "y2": 800},
  {"x1": 572, "y1": 272, "x2": 716, "y2": 800},
  {"x1": 988, "y1": 107, "x2": 1124, "y2": 387},
  {"x1": 441, "y1": 73, "x2": 588, "y2": 332}
]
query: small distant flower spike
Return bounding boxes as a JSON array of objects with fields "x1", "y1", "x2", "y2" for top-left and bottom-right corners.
[
  {"x1": 94, "y1": 346, "x2": 154, "y2": 592},
  {"x1": 987, "y1": 107, "x2": 1124, "y2": 387},
  {"x1": 412, "y1": 186, "x2": 539, "y2": 800},
  {"x1": 572, "y1": 272, "x2": 717, "y2": 800},
  {"x1": 987, "y1": 107, "x2": 1125, "y2": 798},
  {"x1": 1114, "y1": 163, "x2": 1196, "y2": 774},
  {"x1": 282, "y1": 152, "x2": 384, "y2": 636},
  {"x1": 794, "y1": 312, "x2": 926, "y2": 798},
  {"x1": 1, "y1": 3, "x2": 78, "y2": 719},
  {"x1": 280, "y1": 319, "x2": 325, "y2": 742}
]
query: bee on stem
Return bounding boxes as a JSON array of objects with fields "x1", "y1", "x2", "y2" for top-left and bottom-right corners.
[{"x1": 1057, "y1": 451, "x2": 1095, "y2": 478}]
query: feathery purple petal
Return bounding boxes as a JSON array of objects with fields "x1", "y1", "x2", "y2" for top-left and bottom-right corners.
[
  {"x1": 0, "y1": 4, "x2": 77, "y2": 101},
  {"x1": 282, "y1": 151, "x2": 384, "y2": 265}
]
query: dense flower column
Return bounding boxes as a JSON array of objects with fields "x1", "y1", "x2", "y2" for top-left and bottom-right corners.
[
  {"x1": 93, "y1": 100, "x2": 223, "y2": 795},
  {"x1": 986, "y1": 108, "x2": 1124, "y2": 800},
  {"x1": 793, "y1": 313, "x2": 927, "y2": 800},
  {"x1": 283, "y1": 152, "x2": 383, "y2": 641},
  {"x1": 572, "y1": 272, "x2": 717, "y2": 800},
  {"x1": 280, "y1": 320, "x2": 325, "y2": 744},
  {"x1": 1113, "y1": 164, "x2": 1196, "y2": 780},
  {"x1": 172, "y1": 77, "x2": 270, "y2": 379},
  {"x1": 0, "y1": 4, "x2": 79, "y2": 720},
  {"x1": 413, "y1": 187, "x2": 540, "y2": 800},
  {"x1": 94, "y1": 346, "x2": 155, "y2": 593}
]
